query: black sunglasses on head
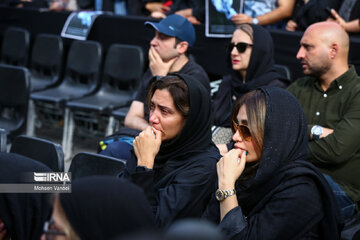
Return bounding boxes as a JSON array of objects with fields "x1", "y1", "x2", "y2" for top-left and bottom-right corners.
[{"x1": 228, "y1": 42, "x2": 253, "y2": 53}]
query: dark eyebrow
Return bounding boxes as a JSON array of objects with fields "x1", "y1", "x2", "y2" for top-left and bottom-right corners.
[
  {"x1": 240, "y1": 119, "x2": 248, "y2": 125},
  {"x1": 151, "y1": 102, "x2": 175, "y2": 113},
  {"x1": 158, "y1": 104, "x2": 174, "y2": 112}
]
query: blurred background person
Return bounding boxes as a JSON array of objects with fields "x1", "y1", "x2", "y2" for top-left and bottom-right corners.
[
  {"x1": 286, "y1": 0, "x2": 341, "y2": 32},
  {"x1": 41, "y1": 176, "x2": 155, "y2": 240},
  {"x1": 0, "y1": 152, "x2": 52, "y2": 240},
  {"x1": 231, "y1": 0, "x2": 296, "y2": 29}
]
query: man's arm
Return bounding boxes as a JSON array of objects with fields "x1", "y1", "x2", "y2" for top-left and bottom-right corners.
[
  {"x1": 232, "y1": 0, "x2": 295, "y2": 26},
  {"x1": 330, "y1": 9, "x2": 360, "y2": 33},
  {"x1": 256, "y1": 0, "x2": 295, "y2": 25},
  {"x1": 124, "y1": 101, "x2": 149, "y2": 131},
  {"x1": 309, "y1": 92, "x2": 360, "y2": 166}
]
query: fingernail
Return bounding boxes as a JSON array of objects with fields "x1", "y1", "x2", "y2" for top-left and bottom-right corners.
[{"x1": 245, "y1": 151, "x2": 248, "y2": 155}]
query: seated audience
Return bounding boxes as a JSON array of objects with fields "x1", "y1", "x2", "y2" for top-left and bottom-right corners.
[
  {"x1": 203, "y1": 87, "x2": 343, "y2": 239},
  {"x1": 100, "y1": 14, "x2": 210, "y2": 159},
  {"x1": 286, "y1": 0, "x2": 341, "y2": 32},
  {"x1": 0, "y1": 152, "x2": 52, "y2": 240},
  {"x1": 151, "y1": 0, "x2": 205, "y2": 24},
  {"x1": 212, "y1": 23, "x2": 289, "y2": 153},
  {"x1": 117, "y1": 74, "x2": 219, "y2": 228},
  {"x1": 231, "y1": 0, "x2": 296, "y2": 29},
  {"x1": 329, "y1": 4, "x2": 360, "y2": 33},
  {"x1": 288, "y1": 21, "x2": 360, "y2": 219},
  {"x1": 41, "y1": 176, "x2": 155, "y2": 240}
]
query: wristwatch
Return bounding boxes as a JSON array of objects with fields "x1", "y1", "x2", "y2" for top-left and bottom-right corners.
[
  {"x1": 311, "y1": 125, "x2": 323, "y2": 140},
  {"x1": 215, "y1": 189, "x2": 236, "y2": 202},
  {"x1": 252, "y1": 18, "x2": 259, "y2": 25}
]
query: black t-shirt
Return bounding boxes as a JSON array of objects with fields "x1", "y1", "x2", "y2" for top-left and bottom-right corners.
[{"x1": 135, "y1": 58, "x2": 210, "y2": 121}]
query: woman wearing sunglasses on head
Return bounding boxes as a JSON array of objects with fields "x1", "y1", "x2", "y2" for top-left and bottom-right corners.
[
  {"x1": 204, "y1": 87, "x2": 343, "y2": 239},
  {"x1": 212, "y1": 24, "x2": 290, "y2": 154}
]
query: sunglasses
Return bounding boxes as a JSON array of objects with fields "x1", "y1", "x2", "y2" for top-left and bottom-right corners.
[
  {"x1": 232, "y1": 121, "x2": 252, "y2": 141},
  {"x1": 228, "y1": 42, "x2": 253, "y2": 53}
]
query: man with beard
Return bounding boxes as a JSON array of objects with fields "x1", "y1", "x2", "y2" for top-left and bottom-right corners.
[
  {"x1": 124, "y1": 14, "x2": 210, "y2": 132},
  {"x1": 288, "y1": 21, "x2": 360, "y2": 220},
  {"x1": 100, "y1": 14, "x2": 210, "y2": 159}
]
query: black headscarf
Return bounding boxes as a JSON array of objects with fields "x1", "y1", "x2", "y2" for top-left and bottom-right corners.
[
  {"x1": 150, "y1": 73, "x2": 213, "y2": 166},
  {"x1": 123, "y1": 73, "x2": 218, "y2": 227},
  {"x1": 59, "y1": 176, "x2": 155, "y2": 240},
  {"x1": 213, "y1": 24, "x2": 285, "y2": 127},
  {"x1": 0, "y1": 152, "x2": 52, "y2": 240},
  {"x1": 236, "y1": 87, "x2": 342, "y2": 238}
]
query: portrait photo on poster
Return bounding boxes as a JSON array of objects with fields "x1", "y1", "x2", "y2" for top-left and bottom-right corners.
[{"x1": 206, "y1": 0, "x2": 244, "y2": 38}]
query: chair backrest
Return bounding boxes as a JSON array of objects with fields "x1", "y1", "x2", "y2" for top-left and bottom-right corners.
[
  {"x1": 103, "y1": 44, "x2": 144, "y2": 91},
  {"x1": 0, "y1": 27, "x2": 30, "y2": 66},
  {"x1": 212, "y1": 126, "x2": 233, "y2": 145},
  {"x1": 69, "y1": 152, "x2": 126, "y2": 181},
  {"x1": 10, "y1": 135, "x2": 64, "y2": 172},
  {"x1": 274, "y1": 64, "x2": 291, "y2": 81},
  {"x1": 0, "y1": 128, "x2": 7, "y2": 152},
  {"x1": 65, "y1": 40, "x2": 102, "y2": 89},
  {"x1": 30, "y1": 33, "x2": 64, "y2": 81},
  {"x1": 0, "y1": 64, "x2": 30, "y2": 139}
]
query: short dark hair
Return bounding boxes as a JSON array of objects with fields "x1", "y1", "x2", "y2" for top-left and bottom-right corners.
[
  {"x1": 174, "y1": 37, "x2": 190, "y2": 57},
  {"x1": 147, "y1": 76, "x2": 190, "y2": 119}
]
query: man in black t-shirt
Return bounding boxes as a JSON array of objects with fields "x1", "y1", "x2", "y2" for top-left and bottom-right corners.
[{"x1": 124, "y1": 14, "x2": 210, "y2": 131}]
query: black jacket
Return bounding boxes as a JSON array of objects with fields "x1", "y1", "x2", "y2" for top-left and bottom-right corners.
[
  {"x1": 121, "y1": 73, "x2": 220, "y2": 228},
  {"x1": 59, "y1": 176, "x2": 155, "y2": 239},
  {"x1": 204, "y1": 87, "x2": 343, "y2": 239}
]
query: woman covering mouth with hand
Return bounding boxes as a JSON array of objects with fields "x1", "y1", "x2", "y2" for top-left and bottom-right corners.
[
  {"x1": 119, "y1": 73, "x2": 220, "y2": 228},
  {"x1": 204, "y1": 87, "x2": 342, "y2": 239}
]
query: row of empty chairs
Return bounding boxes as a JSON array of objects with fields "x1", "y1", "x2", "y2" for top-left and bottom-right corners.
[
  {"x1": 0, "y1": 27, "x2": 63, "y2": 92},
  {"x1": 0, "y1": 26, "x2": 144, "y2": 160}
]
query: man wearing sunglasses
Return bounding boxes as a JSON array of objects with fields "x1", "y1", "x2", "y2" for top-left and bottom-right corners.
[{"x1": 288, "y1": 21, "x2": 360, "y2": 220}]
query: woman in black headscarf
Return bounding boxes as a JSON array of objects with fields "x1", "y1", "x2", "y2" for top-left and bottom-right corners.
[
  {"x1": 41, "y1": 176, "x2": 155, "y2": 240},
  {"x1": 0, "y1": 152, "x2": 52, "y2": 240},
  {"x1": 212, "y1": 23, "x2": 289, "y2": 128},
  {"x1": 120, "y1": 73, "x2": 220, "y2": 228},
  {"x1": 204, "y1": 87, "x2": 343, "y2": 239}
]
